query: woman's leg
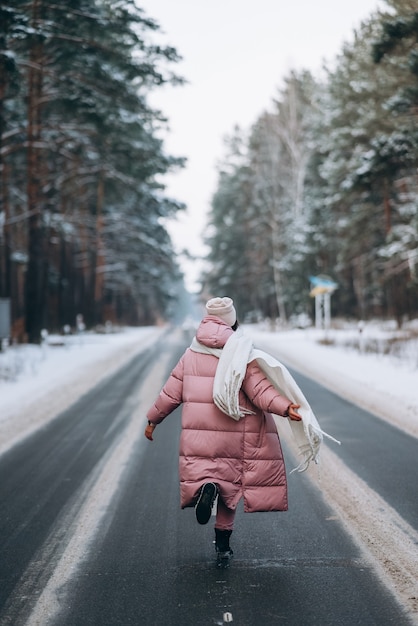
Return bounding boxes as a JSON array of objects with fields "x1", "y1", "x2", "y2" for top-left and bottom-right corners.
[
  {"x1": 214, "y1": 497, "x2": 235, "y2": 567},
  {"x1": 215, "y1": 496, "x2": 235, "y2": 531}
]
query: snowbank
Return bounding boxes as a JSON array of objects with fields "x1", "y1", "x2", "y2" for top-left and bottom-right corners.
[
  {"x1": 245, "y1": 324, "x2": 418, "y2": 438},
  {"x1": 0, "y1": 326, "x2": 165, "y2": 455}
]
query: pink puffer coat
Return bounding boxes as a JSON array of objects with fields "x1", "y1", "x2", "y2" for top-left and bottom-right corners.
[{"x1": 146, "y1": 316, "x2": 291, "y2": 513}]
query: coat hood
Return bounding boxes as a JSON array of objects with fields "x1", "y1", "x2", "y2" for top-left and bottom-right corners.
[{"x1": 195, "y1": 316, "x2": 233, "y2": 349}]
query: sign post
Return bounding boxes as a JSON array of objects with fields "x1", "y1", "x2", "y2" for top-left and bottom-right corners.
[
  {"x1": 309, "y1": 276, "x2": 338, "y2": 333},
  {"x1": 0, "y1": 299, "x2": 11, "y2": 349}
]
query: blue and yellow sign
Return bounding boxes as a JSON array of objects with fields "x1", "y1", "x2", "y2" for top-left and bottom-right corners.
[{"x1": 309, "y1": 275, "x2": 337, "y2": 297}]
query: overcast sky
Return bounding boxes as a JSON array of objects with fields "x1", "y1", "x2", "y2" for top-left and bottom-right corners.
[{"x1": 138, "y1": 0, "x2": 383, "y2": 291}]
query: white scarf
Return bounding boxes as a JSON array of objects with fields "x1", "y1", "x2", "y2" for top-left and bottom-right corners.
[{"x1": 190, "y1": 329, "x2": 340, "y2": 472}]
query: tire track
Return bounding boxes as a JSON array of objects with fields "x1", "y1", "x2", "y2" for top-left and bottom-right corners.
[
  {"x1": 0, "y1": 341, "x2": 168, "y2": 625},
  {"x1": 23, "y1": 348, "x2": 174, "y2": 626},
  {"x1": 276, "y1": 419, "x2": 418, "y2": 624}
]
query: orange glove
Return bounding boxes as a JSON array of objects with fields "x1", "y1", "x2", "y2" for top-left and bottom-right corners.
[
  {"x1": 287, "y1": 403, "x2": 302, "y2": 421},
  {"x1": 145, "y1": 421, "x2": 156, "y2": 441}
]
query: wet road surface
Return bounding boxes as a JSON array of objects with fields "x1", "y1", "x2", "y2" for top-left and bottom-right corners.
[{"x1": 0, "y1": 330, "x2": 414, "y2": 625}]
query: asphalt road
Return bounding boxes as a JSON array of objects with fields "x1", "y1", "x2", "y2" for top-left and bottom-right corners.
[
  {"x1": 0, "y1": 330, "x2": 415, "y2": 625},
  {"x1": 286, "y1": 367, "x2": 418, "y2": 532}
]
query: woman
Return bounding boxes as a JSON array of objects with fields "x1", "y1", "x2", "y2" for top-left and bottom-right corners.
[{"x1": 145, "y1": 296, "x2": 302, "y2": 568}]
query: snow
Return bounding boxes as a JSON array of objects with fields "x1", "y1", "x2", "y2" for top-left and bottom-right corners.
[
  {"x1": 246, "y1": 322, "x2": 418, "y2": 438},
  {"x1": 0, "y1": 326, "x2": 165, "y2": 456},
  {"x1": 0, "y1": 321, "x2": 417, "y2": 457}
]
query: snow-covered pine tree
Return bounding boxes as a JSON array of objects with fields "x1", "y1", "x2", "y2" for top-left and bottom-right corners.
[{"x1": 2, "y1": 0, "x2": 185, "y2": 339}]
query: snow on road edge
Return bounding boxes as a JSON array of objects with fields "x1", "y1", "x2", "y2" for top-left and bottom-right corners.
[
  {"x1": 315, "y1": 446, "x2": 418, "y2": 622},
  {"x1": 247, "y1": 327, "x2": 418, "y2": 440},
  {"x1": 0, "y1": 327, "x2": 165, "y2": 457}
]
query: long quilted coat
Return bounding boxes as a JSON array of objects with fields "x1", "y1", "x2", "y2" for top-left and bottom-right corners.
[{"x1": 146, "y1": 316, "x2": 291, "y2": 513}]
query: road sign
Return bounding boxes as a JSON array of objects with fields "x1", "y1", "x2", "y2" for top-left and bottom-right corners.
[{"x1": 309, "y1": 276, "x2": 338, "y2": 331}]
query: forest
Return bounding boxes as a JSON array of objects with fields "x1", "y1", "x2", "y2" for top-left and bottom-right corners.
[
  {"x1": 1, "y1": 0, "x2": 418, "y2": 344},
  {"x1": 0, "y1": 0, "x2": 186, "y2": 342},
  {"x1": 202, "y1": 0, "x2": 418, "y2": 328}
]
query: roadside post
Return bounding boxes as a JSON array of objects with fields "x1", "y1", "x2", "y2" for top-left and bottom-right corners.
[
  {"x1": 40, "y1": 329, "x2": 48, "y2": 359},
  {"x1": 309, "y1": 276, "x2": 338, "y2": 337},
  {"x1": 0, "y1": 299, "x2": 11, "y2": 351}
]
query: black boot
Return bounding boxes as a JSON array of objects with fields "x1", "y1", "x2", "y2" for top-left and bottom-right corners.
[
  {"x1": 195, "y1": 483, "x2": 218, "y2": 525},
  {"x1": 214, "y1": 529, "x2": 233, "y2": 568}
]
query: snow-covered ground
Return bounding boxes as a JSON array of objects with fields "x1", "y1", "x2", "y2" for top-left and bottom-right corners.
[
  {"x1": 246, "y1": 321, "x2": 418, "y2": 439},
  {"x1": 0, "y1": 326, "x2": 165, "y2": 456}
]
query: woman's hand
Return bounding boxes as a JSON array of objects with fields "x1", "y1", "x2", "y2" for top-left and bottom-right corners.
[
  {"x1": 287, "y1": 403, "x2": 302, "y2": 421},
  {"x1": 145, "y1": 421, "x2": 156, "y2": 441}
]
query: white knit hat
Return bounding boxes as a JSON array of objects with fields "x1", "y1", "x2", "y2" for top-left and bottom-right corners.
[{"x1": 205, "y1": 296, "x2": 236, "y2": 326}]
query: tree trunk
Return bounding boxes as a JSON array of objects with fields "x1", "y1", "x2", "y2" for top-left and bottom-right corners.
[
  {"x1": 270, "y1": 218, "x2": 287, "y2": 324},
  {"x1": 383, "y1": 178, "x2": 391, "y2": 234},
  {"x1": 0, "y1": 42, "x2": 10, "y2": 300},
  {"x1": 25, "y1": 18, "x2": 46, "y2": 342},
  {"x1": 0, "y1": 161, "x2": 11, "y2": 300},
  {"x1": 93, "y1": 172, "x2": 104, "y2": 325}
]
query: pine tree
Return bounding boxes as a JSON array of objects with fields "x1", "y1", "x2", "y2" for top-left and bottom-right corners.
[
  {"x1": 203, "y1": 127, "x2": 256, "y2": 318},
  {"x1": 372, "y1": 0, "x2": 418, "y2": 322},
  {"x1": 2, "y1": 0, "x2": 185, "y2": 340},
  {"x1": 313, "y1": 14, "x2": 414, "y2": 320},
  {"x1": 0, "y1": 2, "x2": 27, "y2": 301}
]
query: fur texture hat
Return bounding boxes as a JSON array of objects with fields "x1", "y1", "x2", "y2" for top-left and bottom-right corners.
[{"x1": 205, "y1": 297, "x2": 236, "y2": 326}]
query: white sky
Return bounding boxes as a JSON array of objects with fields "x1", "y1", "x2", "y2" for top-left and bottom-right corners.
[{"x1": 138, "y1": 0, "x2": 383, "y2": 291}]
